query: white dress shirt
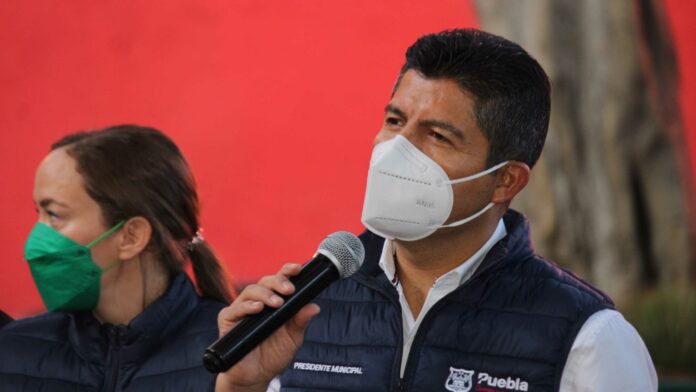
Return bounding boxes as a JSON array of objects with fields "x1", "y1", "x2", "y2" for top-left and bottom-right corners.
[{"x1": 268, "y1": 219, "x2": 657, "y2": 391}]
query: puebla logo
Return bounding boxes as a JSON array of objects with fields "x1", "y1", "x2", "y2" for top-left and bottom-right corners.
[
  {"x1": 445, "y1": 367, "x2": 474, "y2": 392},
  {"x1": 445, "y1": 367, "x2": 529, "y2": 392}
]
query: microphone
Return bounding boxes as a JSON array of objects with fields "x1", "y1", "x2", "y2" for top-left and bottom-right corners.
[{"x1": 202, "y1": 231, "x2": 365, "y2": 373}]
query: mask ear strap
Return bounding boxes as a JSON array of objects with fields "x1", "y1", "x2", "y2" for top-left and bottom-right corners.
[
  {"x1": 101, "y1": 259, "x2": 122, "y2": 272},
  {"x1": 437, "y1": 202, "x2": 496, "y2": 229},
  {"x1": 447, "y1": 161, "x2": 509, "y2": 185},
  {"x1": 87, "y1": 220, "x2": 126, "y2": 248}
]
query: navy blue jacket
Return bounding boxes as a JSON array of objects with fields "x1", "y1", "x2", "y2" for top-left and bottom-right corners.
[
  {"x1": 280, "y1": 210, "x2": 613, "y2": 391},
  {"x1": 0, "y1": 273, "x2": 225, "y2": 391}
]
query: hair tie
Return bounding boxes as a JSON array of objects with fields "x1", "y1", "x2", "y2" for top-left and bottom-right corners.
[{"x1": 187, "y1": 229, "x2": 205, "y2": 251}]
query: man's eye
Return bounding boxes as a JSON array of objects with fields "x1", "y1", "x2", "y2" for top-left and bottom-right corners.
[
  {"x1": 429, "y1": 131, "x2": 450, "y2": 144},
  {"x1": 385, "y1": 117, "x2": 402, "y2": 126}
]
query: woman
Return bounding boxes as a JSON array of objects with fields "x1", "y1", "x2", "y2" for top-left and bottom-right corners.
[{"x1": 0, "y1": 125, "x2": 233, "y2": 391}]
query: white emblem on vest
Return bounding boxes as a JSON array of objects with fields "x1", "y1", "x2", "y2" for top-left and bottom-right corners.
[{"x1": 445, "y1": 367, "x2": 474, "y2": 392}]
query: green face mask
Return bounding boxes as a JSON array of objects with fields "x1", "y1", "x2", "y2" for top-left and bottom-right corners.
[{"x1": 24, "y1": 221, "x2": 125, "y2": 312}]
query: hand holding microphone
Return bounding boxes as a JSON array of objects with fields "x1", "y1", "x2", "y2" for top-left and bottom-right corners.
[{"x1": 211, "y1": 232, "x2": 364, "y2": 392}]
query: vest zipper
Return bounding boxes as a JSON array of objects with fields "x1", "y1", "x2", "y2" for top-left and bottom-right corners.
[
  {"x1": 387, "y1": 284, "x2": 406, "y2": 392},
  {"x1": 399, "y1": 299, "x2": 447, "y2": 391},
  {"x1": 398, "y1": 248, "x2": 508, "y2": 391},
  {"x1": 366, "y1": 278, "x2": 406, "y2": 392},
  {"x1": 102, "y1": 326, "x2": 123, "y2": 392},
  {"x1": 353, "y1": 271, "x2": 407, "y2": 392},
  {"x1": 395, "y1": 378, "x2": 405, "y2": 392}
]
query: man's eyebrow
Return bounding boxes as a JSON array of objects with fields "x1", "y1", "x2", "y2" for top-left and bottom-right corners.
[
  {"x1": 38, "y1": 198, "x2": 70, "y2": 209},
  {"x1": 385, "y1": 103, "x2": 465, "y2": 141},
  {"x1": 384, "y1": 104, "x2": 407, "y2": 118},
  {"x1": 420, "y1": 119, "x2": 465, "y2": 141}
]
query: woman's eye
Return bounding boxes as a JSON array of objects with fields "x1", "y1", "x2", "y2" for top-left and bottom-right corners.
[{"x1": 47, "y1": 210, "x2": 59, "y2": 220}]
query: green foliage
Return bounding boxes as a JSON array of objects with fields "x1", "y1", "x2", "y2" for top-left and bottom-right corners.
[{"x1": 622, "y1": 287, "x2": 696, "y2": 377}]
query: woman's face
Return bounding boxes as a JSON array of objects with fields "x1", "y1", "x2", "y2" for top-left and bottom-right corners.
[{"x1": 33, "y1": 147, "x2": 121, "y2": 269}]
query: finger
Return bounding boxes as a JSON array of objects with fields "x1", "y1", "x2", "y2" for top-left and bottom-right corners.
[
  {"x1": 257, "y1": 273, "x2": 296, "y2": 296},
  {"x1": 217, "y1": 285, "x2": 284, "y2": 325},
  {"x1": 241, "y1": 284, "x2": 286, "y2": 308},
  {"x1": 217, "y1": 300, "x2": 264, "y2": 336},
  {"x1": 217, "y1": 299, "x2": 263, "y2": 324},
  {"x1": 279, "y1": 263, "x2": 303, "y2": 277}
]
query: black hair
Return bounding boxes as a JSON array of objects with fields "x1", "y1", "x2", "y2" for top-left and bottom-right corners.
[{"x1": 398, "y1": 28, "x2": 551, "y2": 168}]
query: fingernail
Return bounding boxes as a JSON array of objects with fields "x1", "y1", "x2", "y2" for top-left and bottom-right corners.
[
  {"x1": 282, "y1": 282, "x2": 293, "y2": 291},
  {"x1": 271, "y1": 295, "x2": 283, "y2": 305}
]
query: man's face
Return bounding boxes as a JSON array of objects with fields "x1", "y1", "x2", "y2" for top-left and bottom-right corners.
[{"x1": 374, "y1": 69, "x2": 496, "y2": 225}]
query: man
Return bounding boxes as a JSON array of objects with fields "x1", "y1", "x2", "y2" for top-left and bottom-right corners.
[{"x1": 216, "y1": 29, "x2": 657, "y2": 392}]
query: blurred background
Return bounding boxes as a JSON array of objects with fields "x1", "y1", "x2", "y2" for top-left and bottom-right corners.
[{"x1": 1, "y1": 0, "x2": 694, "y2": 383}]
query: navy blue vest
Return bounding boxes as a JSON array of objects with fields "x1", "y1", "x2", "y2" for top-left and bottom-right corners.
[
  {"x1": 0, "y1": 273, "x2": 225, "y2": 391},
  {"x1": 280, "y1": 210, "x2": 613, "y2": 391}
]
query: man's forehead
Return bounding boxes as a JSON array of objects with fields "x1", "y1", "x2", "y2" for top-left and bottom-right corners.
[{"x1": 389, "y1": 72, "x2": 476, "y2": 123}]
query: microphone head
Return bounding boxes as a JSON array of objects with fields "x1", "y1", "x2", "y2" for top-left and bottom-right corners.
[{"x1": 316, "y1": 232, "x2": 365, "y2": 279}]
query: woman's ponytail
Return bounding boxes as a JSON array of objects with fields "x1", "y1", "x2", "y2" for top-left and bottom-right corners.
[{"x1": 189, "y1": 242, "x2": 234, "y2": 304}]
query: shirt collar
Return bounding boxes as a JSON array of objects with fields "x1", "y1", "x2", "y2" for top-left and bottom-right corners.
[{"x1": 378, "y1": 218, "x2": 507, "y2": 288}]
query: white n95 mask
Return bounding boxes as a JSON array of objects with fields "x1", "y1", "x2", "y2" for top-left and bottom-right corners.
[{"x1": 361, "y1": 135, "x2": 508, "y2": 241}]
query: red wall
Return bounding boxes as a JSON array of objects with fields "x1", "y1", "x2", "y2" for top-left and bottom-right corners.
[
  {"x1": 2, "y1": 2, "x2": 694, "y2": 318},
  {"x1": 0, "y1": 1, "x2": 477, "y2": 317},
  {"x1": 665, "y1": 0, "x2": 696, "y2": 194}
]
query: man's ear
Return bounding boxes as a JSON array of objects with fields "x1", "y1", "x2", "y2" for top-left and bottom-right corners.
[
  {"x1": 491, "y1": 161, "x2": 530, "y2": 204},
  {"x1": 117, "y1": 217, "x2": 152, "y2": 260}
]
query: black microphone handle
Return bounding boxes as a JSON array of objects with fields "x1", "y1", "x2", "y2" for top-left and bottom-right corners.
[{"x1": 203, "y1": 253, "x2": 340, "y2": 373}]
